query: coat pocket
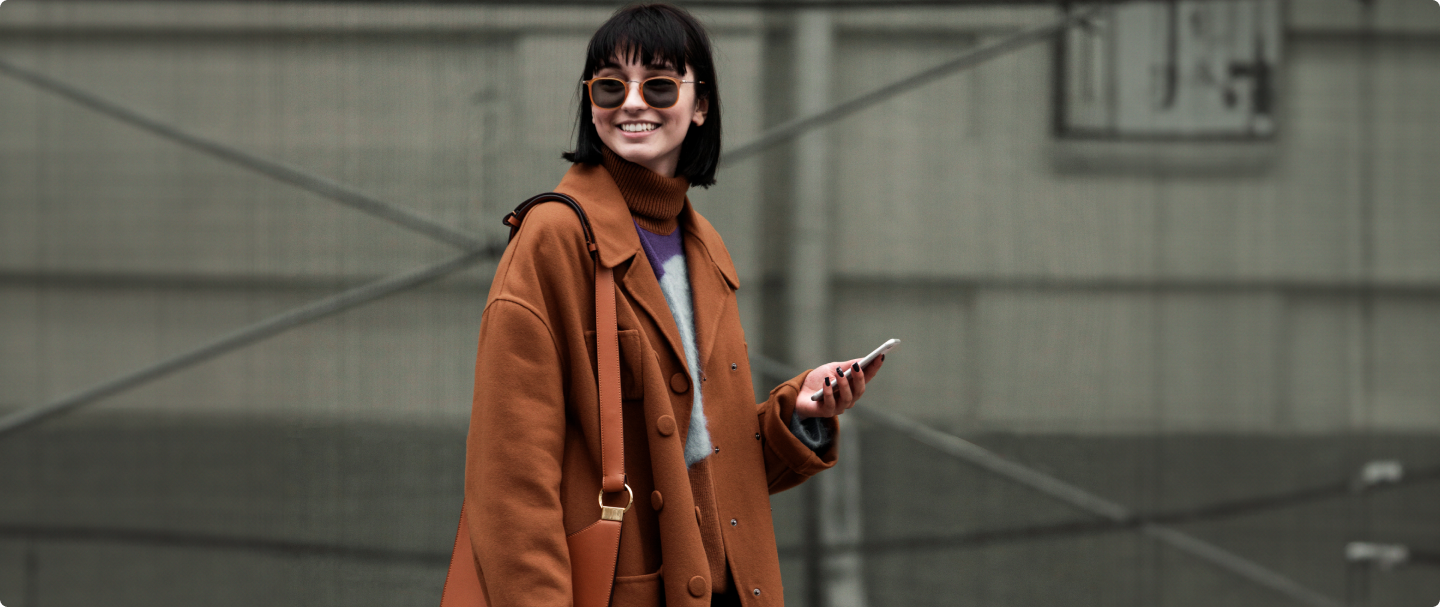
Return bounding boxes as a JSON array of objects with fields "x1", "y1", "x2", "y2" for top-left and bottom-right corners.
[
  {"x1": 586, "y1": 329, "x2": 646, "y2": 400},
  {"x1": 610, "y1": 569, "x2": 664, "y2": 607}
]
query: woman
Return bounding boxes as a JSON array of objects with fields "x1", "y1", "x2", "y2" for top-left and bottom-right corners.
[{"x1": 465, "y1": 5, "x2": 884, "y2": 606}]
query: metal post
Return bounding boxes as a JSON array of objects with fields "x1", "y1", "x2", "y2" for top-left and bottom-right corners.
[
  {"x1": 24, "y1": 542, "x2": 39, "y2": 607},
  {"x1": 789, "y1": 7, "x2": 834, "y2": 370},
  {"x1": 790, "y1": 10, "x2": 868, "y2": 607}
]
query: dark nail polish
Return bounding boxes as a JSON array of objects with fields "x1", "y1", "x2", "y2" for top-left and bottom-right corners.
[
  {"x1": 853, "y1": 362, "x2": 861, "y2": 372},
  {"x1": 881, "y1": 354, "x2": 886, "y2": 362},
  {"x1": 824, "y1": 377, "x2": 831, "y2": 387}
]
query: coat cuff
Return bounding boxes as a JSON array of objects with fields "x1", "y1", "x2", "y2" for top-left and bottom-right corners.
[{"x1": 761, "y1": 369, "x2": 839, "y2": 476}]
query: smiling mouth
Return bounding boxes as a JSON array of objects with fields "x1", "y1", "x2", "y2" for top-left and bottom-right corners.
[{"x1": 620, "y1": 123, "x2": 659, "y2": 133}]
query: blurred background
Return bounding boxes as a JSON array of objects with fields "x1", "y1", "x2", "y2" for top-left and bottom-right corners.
[{"x1": 1, "y1": 0, "x2": 1437, "y2": 605}]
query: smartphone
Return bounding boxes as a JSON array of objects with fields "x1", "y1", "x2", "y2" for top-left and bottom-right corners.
[{"x1": 809, "y1": 338, "x2": 900, "y2": 401}]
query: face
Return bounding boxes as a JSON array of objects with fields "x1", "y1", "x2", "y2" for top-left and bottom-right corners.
[{"x1": 590, "y1": 56, "x2": 708, "y2": 178}]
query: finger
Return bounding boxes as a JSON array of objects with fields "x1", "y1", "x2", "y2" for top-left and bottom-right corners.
[
  {"x1": 847, "y1": 360, "x2": 867, "y2": 402},
  {"x1": 820, "y1": 374, "x2": 838, "y2": 416},
  {"x1": 831, "y1": 365, "x2": 854, "y2": 411}
]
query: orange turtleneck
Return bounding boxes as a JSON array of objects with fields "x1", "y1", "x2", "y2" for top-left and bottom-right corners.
[{"x1": 600, "y1": 147, "x2": 690, "y2": 235}]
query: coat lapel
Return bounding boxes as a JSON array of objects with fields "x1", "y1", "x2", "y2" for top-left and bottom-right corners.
[
  {"x1": 555, "y1": 164, "x2": 688, "y2": 373},
  {"x1": 680, "y1": 201, "x2": 741, "y2": 369},
  {"x1": 621, "y1": 253, "x2": 688, "y2": 374}
]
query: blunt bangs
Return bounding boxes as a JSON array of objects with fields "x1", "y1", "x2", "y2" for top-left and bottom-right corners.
[
  {"x1": 583, "y1": 10, "x2": 690, "y2": 79},
  {"x1": 562, "y1": 4, "x2": 723, "y2": 188}
]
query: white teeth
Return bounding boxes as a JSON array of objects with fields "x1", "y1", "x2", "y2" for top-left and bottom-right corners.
[{"x1": 621, "y1": 123, "x2": 657, "y2": 132}]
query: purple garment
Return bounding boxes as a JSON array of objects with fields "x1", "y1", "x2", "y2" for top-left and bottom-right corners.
[{"x1": 634, "y1": 222, "x2": 685, "y2": 283}]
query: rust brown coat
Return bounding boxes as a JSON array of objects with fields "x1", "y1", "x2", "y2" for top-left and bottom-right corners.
[{"x1": 465, "y1": 163, "x2": 839, "y2": 607}]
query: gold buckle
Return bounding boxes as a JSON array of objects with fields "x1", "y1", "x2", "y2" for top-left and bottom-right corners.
[{"x1": 597, "y1": 484, "x2": 633, "y2": 522}]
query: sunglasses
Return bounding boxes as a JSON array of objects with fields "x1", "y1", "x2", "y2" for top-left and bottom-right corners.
[{"x1": 583, "y1": 76, "x2": 704, "y2": 110}]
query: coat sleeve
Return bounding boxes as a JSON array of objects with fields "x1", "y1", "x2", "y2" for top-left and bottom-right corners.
[
  {"x1": 756, "y1": 369, "x2": 840, "y2": 494},
  {"x1": 465, "y1": 297, "x2": 572, "y2": 606}
]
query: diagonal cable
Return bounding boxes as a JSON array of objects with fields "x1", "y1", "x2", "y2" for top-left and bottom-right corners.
[
  {"x1": 843, "y1": 463, "x2": 1440, "y2": 555},
  {"x1": 0, "y1": 248, "x2": 501, "y2": 440},
  {"x1": 0, "y1": 57, "x2": 486, "y2": 252},
  {"x1": 751, "y1": 354, "x2": 1345, "y2": 607},
  {"x1": 720, "y1": 3, "x2": 1109, "y2": 166}
]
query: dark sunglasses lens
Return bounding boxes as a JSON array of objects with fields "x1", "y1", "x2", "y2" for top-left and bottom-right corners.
[
  {"x1": 642, "y1": 79, "x2": 679, "y2": 108},
  {"x1": 590, "y1": 79, "x2": 626, "y2": 108}
]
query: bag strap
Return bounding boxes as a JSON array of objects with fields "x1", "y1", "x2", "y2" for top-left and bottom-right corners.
[
  {"x1": 505, "y1": 192, "x2": 623, "y2": 491},
  {"x1": 441, "y1": 192, "x2": 625, "y2": 607},
  {"x1": 593, "y1": 257, "x2": 624, "y2": 492},
  {"x1": 504, "y1": 193, "x2": 598, "y2": 251}
]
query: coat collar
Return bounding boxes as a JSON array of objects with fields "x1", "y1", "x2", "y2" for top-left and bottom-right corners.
[
  {"x1": 554, "y1": 162, "x2": 740, "y2": 373},
  {"x1": 554, "y1": 162, "x2": 739, "y2": 288},
  {"x1": 554, "y1": 162, "x2": 641, "y2": 270}
]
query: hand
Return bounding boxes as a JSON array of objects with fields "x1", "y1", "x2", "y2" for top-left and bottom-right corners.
[{"x1": 794, "y1": 355, "x2": 885, "y2": 420}]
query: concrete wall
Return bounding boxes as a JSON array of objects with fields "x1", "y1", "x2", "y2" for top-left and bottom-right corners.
[
  {"x1": 0, "y1": 2, "x2": 767, "y2": 425},
  {"x1": 819, "y1": 1, "x2": 1440, "y2": 435},
  {"x1": 2, "y1": 2, "x2": 1438, "y2": 432}
]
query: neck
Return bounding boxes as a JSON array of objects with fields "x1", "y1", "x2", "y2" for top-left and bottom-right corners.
[{"x1": 601, "y1": 147, "x2": 689, "y2": 234}]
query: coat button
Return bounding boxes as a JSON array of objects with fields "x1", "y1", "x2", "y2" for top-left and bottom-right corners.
[
  {"x1": 651, "y1": 490, "x2": 664, "y2": 511},
  {"x1": 657, "y1": 415, "x2": 676, "y2": 437},
  {"x1": 688, "y1": 575, "x2": 708, "y2": 597},
  {"x1": 713, "y1": 445, "x2": 719, "y2": 453},
  {"x1": 753, "y1": 588, "x2": 761, "y2": 596},
  {"x1": 730, "y1": 518, "x2": 738, "y2": 526},
  {"x1": 754, "y1": 432, "x2": 761, "y2": 440},
  {"x1": 731, "y1": 363, "x2": 738, "y2": 370},
  {"x1": 670, "y1": 372, "x2": 690, "y2": 393}
]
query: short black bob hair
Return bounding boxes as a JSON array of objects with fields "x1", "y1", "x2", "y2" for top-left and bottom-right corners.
[{"x1": 562, "y1": 4, "x2": 722, "y2": 188}]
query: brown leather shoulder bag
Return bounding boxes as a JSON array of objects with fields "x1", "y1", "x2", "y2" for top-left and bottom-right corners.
[{"x1": 440, "y1": 192, "x2": 629, "y2": 607}]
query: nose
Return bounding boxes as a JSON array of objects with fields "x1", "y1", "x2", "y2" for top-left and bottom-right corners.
[{"x1": 621, "y1": 80, "x2": 648, "y2": 111}]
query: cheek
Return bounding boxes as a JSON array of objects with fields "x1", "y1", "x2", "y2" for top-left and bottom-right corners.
[
  {"x1": 592, "y1": 108, "x2": 608, "y2": 129},
  {"x1": 661, "y1": 108, "x2": 694, "y2": 136}
]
